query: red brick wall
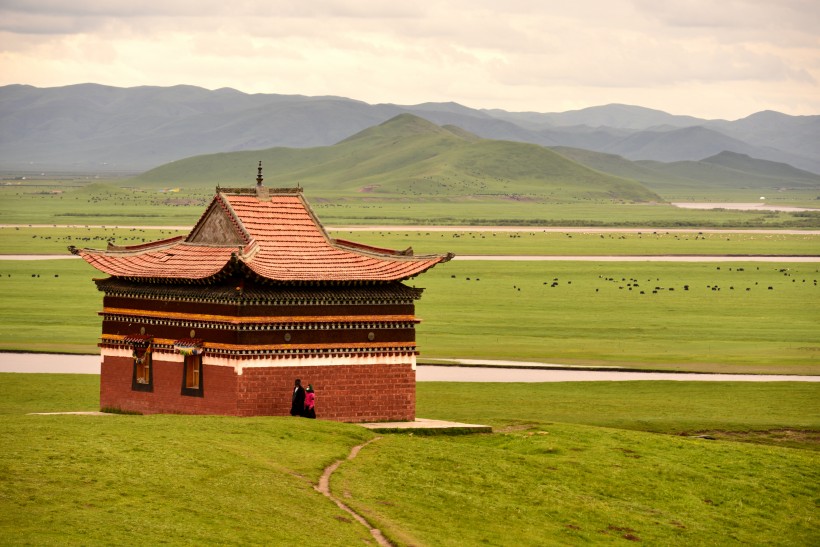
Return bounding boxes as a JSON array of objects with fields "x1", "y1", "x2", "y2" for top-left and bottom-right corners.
[
  {"x1": 100, "y1": 355, "x2": 415, "y2": 422},
  {"x1": 237, "y1": 363, "x2": 416, "y2": 422},
  {"x1": 100, "y1": 355, "x2": 239, "y2": 415}
]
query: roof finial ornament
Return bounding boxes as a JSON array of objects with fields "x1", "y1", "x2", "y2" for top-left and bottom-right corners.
[{"x1": 256, "y1": 161, "x2": 264, "y2": 187}]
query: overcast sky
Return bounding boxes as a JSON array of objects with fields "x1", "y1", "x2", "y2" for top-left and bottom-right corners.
[{"x1": 1, "y1": 0, "x2": 818, "y2": 120}]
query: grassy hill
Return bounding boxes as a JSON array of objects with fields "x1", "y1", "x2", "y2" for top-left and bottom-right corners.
[{"x1": 133, "y1": 114, "x2": 661, "y2": 203}]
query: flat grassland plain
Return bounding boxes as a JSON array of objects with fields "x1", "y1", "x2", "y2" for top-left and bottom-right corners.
[
  {"x1": 1, "y1": 227, "x2": 817, "y2": 372},
  {"x1": 0, "y1": 178, "x2": 818, "y2": 545}
]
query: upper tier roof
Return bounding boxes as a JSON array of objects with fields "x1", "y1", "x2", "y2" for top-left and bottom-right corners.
[{"x1": 71, "y1": 186, "x2": 452, "y2": 283}]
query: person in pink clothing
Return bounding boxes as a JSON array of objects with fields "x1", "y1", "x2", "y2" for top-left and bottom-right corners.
[{"x1": 303, "y1": 384, "x2": 316, "y2": 419}]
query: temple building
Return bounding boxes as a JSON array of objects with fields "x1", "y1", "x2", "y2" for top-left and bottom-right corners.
[{"x1": 70, "y1": 164, "x2": 452, "y2": 422}]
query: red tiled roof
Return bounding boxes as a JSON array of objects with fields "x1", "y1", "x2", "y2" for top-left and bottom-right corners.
[{"x1": 72, "y1": 187, "x2": 452, "y2": 283}]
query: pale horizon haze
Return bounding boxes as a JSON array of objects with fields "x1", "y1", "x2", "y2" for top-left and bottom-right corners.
[{"x1": 1, "y1": 0, "x2": 818, "y2": 120}]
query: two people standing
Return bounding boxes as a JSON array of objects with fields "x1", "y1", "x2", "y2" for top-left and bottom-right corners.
[{"x1": 290, "y1": 378, "x2": 316, "y2": 419}]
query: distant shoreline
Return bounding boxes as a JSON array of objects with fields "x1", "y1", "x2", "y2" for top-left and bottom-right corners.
[
  {"x1": 2, "y1": 224, "x2": 820, "y2": 235},
  {"x1": 3, "y1": 254, "x2": 819, "y2": 262},
  {"x1": 671, "y1": 202, "x2": 819, "y2": 212}
]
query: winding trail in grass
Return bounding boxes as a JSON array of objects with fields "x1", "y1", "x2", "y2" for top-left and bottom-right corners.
[{"x1": 315, "y1": 437, "x2": 393, "y2": 547}]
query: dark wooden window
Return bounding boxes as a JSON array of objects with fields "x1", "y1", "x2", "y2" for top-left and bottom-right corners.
[
  {"x1": 181, "y1": 354, "x2": 203, "y2": 397},
  {"x1": 131, "y1": 346, "x2": 153, "y2": 392}
]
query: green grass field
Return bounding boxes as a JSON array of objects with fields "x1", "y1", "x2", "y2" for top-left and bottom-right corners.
[
  {"x1": 1, "y1": 375, "x2": 817, "y2": 545},
  {"x1": 2, "y1": 226, "x2": 819, "y2": 256},
  {"x1": 1, "y1": 258, "x2": 817, "y2": 373},
  {"x1": 338, "y1": 229, "x2": 820, "y2": 256},
  {"x1": 414, "y1": 260, "x2": 819, "y2": 373},
  {"x1": 0, "y1": 179, "x2": 817, "y2": 372},
  {"x1": 417, "y1": 382, "x2": 820, "y2": 445},
  {"x1": 0, "y1": 182, "x2": 211, "y2": 226},
  {"x1": 0, "y1": 227, "x2": 187, "y2": 254},
  {"x1": 336, "y1": 422, "x2": 818, "y2": 545},
  {"x1": 0, "y1": 260, "x2": 102, "y2": 354},
  {"x1": 314, "y1": 200, "x2": 820, "y2": 228},
  {"x1": 2, "y1": 122, "x2": 818, "y2": 545},
  {"x1": 0, "y1": 375, "x2": 375, "y2": 545},
  {"x1": 2, "y1": 180, "x2": 819, "y2": 228}
]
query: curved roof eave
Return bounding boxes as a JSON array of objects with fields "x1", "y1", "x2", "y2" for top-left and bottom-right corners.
[{"x1": 71, "y1": 185, "x2": 454, "y2": 284}]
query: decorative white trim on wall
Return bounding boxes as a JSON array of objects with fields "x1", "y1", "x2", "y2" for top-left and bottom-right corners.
[{"x1": 101, "y1": 346, "x2": 416, "y2": 374}]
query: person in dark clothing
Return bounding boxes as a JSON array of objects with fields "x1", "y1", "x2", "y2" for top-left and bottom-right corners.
[
  {"x1": 303, "y1": 384, "x2": 316, "y2": 419},
  {"x1": 290, "y1": 378, "x2": 305, "y2": 416}
]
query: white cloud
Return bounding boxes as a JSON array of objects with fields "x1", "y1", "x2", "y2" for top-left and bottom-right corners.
[{"x1": 0, "y1": 0, "x2": 817, "y2": 119}]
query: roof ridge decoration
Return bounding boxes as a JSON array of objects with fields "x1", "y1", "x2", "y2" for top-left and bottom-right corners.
[
  {"x1": 334, "y1": 238, "x2": 415, "y2": 257},
  {"x1": 295, "y1": 188, "x2": 337, "y2": 246},
  {"x1": 71, "y1": 164, "x2": 453, "y2": 284},
  {"x1": 218, "y1": 186, "x2": 303, "y2": 195}
]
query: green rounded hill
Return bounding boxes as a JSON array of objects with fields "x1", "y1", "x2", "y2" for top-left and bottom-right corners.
[{"x1": 135, "y1": 114, "x2": 661, "y2": 203}]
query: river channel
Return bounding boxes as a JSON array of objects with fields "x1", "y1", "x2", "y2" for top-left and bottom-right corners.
[{"x1": 1, "y1": 353, "x2": 817, "y2": 382}]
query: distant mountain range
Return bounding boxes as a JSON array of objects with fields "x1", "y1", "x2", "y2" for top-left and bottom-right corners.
[{"x1": 1, "y1": 83, "x2": 819, "y2": 175}]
